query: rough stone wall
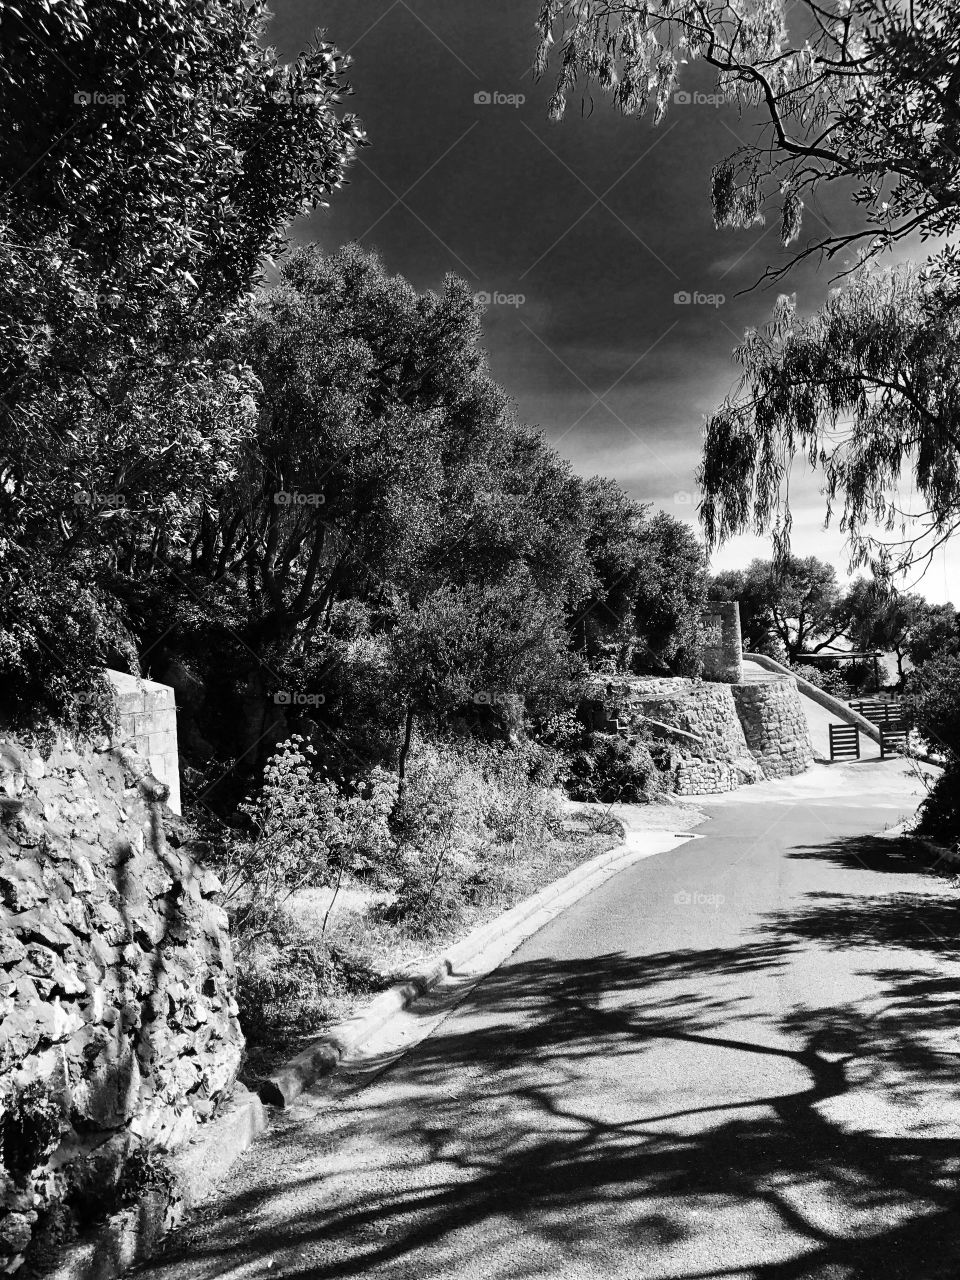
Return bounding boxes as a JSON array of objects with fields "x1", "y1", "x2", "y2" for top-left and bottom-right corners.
[
  {"x1": 107, "y1": 672, "x2": 181, "y2": 815},
  {"x1": 701, "y1": 601, "x2": 743, "y2": 683},
  {"x1": 674, "y1": 760, "x2": 742, "y2": 796},
  {"x1": 732, "y1": 676, "x2": 815, "y2": 779},
  {"x1": 590, "y1": 676, "x2": 763, "y2": 795},
  {"x1": 0, "y1": 734, "x2": 241, "y2": 1273},
  {"x1": 600, "y1": 675, "x2": 753, "y2": 763},
  {"x1": 590, "y1": 671, "x2": 813, "y2": 793}
]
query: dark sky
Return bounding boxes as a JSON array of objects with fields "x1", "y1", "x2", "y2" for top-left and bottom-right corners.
[{"x1": 266, "y1": 0, "x2": 957, "y2": 602}]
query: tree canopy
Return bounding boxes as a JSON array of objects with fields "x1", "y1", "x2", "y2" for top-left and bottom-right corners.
[
  {"x1": 535, "y1": 2, "x2": 960, "y2": 577},
  {"x1": 535, "y1": 0, "x2": 960, "y2": 279},
  {"x1": 699, "y1": 264, "x2": 960, "y2": 576},
  {"x1": 709, "y1": 554, "x2": 846, "y2": 660}
]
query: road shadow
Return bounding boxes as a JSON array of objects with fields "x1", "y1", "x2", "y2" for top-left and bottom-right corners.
[{"x1": 137, "y1": 831, "x2": 960, "y2": 1280}]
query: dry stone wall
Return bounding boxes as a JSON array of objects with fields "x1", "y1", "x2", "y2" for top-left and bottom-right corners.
[
  {"x1": 732, "y1": 675, "x2": 815, "y2": 779},
  {"x1": 589, "y1": 671, "x2": 813, "y2": 794},
  {"x1": 0, "y1": 733, "x2": 241, "y2": 1273},
  {"x1": 590, "y1": 676, "x2": 764, "y2": 795}
]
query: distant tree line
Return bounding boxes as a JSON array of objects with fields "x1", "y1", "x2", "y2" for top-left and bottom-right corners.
[{"x1": 709, "y1": 555, "x2": 959, "y2": 683}]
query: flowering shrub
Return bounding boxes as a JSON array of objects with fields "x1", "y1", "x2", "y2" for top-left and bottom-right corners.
[{"x1": 213, "y1": 737, "x2": 395, "y2": 953}]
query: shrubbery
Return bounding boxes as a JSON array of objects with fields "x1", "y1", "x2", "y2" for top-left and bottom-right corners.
[
  {"x1": 562, "y1": 732, "x2": 667, "y2": 804},
  {"x1": 904, "y1": 655, "x2": 960, "y2": 844},
  {"x1": 227, "y1": 734, "x2": 589, "y2": 1053}
]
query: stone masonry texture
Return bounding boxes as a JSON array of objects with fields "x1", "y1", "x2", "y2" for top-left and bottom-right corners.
[
  {"x1": 700, "y1": 601, "x2": 744, "y2": 684},
  {"x1": 106, "y1": 672, "x2": 181, "y2": 816},
  {"x1": 0, "y1": 733, "x2": 242, "y2": 1273},
  {"x1": 590, "y1": 671, "x2": 813, "y2": 794},
  {"x1": 732, "y1": 675, "x2": 816, "y2": 780}
]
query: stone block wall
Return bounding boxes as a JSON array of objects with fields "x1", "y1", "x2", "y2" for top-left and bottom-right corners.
[
  {"x1": 589, "y1": 670, "x2": 814, "y2": 794},
  {"x1": 732, "y1": 675, "x2": 815, "y2": 779},
  {"x1": 106, "y1": 671, "x2": 180, "y2": 815},
  {"x1": 590, "y1": 675, "x2": 764, "y2": 795},
  {"x1": 701, "y1": 601, "x2": 743, "y2": 683},
  {"x1": 598, "y1": 675, "x2": 754, "y2": 763},
  {"x1": 0, "y1": 733, "x2": 241, "y2": 1273}
]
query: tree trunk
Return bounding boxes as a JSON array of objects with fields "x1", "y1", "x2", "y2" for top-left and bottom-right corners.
[{"x1": 392, "y1": 703, "x2": 416, "y2": 819}]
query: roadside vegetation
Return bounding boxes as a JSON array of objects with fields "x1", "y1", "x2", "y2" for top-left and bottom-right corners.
[
  {"x1": 6, "y1": 0, "x2": 960, "y2": 1070},
  {"x1": 1, "y1": 0, "x2": 711, "y2": 1066}
]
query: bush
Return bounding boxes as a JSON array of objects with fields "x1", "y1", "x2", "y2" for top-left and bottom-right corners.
[
  {"x1": 0, "y1": 552, "x2": 123, "y2": 734},
  {"x1": 903, "y1": 656, "x2": 960, "y2": 844},
  {"x1": 206, "y1": 736, "x2": 395, "y2": 954},
  {"x1": 904, "y1": 654, "x2": 960, "y2": 757},
  {"x1": 563, "y1": 732, "x2": 667, "y2": 804},
  {"x1": 385, "y1": 737, "x2": 562, "y2": 934},
  {"x1": 913, "y1": 761, "x2": 960, "y2": 846},
  {"x1": 792, "y1": 663, "x2": 850, "y2": 698}
]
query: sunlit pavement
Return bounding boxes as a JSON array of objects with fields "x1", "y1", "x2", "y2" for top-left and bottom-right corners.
[{"x1": 127, "y1": 751, "x2": 960, "y2": 1280}]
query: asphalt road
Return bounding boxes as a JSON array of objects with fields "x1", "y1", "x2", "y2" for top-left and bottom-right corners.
[{"x1": 133, "y1": 758, "x2": 960, "y2": 1280}]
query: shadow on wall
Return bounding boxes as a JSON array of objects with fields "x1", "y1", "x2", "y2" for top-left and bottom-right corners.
[
  {"x1": 144, "y1": 833, "x2": 960, "y2": 1280},
  {"x1": 0, "y1": 734, "x2": 241, "y2": 1272}
]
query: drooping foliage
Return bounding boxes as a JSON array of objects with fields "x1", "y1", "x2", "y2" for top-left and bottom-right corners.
[
  {"x1": 698, "y1": 266, "x2": 960, "y2": 575},
  {"x1": 534, "y1": 0, "x2": 960, "y2": 277}
]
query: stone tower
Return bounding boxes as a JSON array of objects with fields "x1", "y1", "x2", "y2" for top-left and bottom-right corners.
[{"x1": 701, "y1": 600, "x2": 743, "y2": 683}]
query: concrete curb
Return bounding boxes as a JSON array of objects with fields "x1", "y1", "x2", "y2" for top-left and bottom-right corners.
[
  {"x1": 261, "y1": 827, "x2": 688, "y2": 1108},
  {"x1": 909, "y1": 833, "x2": 960, "y2": 869},
  {"x1": 44, "y1": 1086, "x2": 267, "y2": 1280},
  {"x1": 880, "y1": 820, "x2": 960, "y2": 869}
]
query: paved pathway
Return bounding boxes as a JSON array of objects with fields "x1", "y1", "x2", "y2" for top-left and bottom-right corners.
[{"x1": 133, "y1": 757, "x2": 960, "y2": 1280}]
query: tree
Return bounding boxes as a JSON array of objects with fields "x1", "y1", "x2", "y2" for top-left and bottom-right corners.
[
  {"x1": 0, "y1": 0, "x2": 364, "y2": 728},
  {"x1": 629, "y1": 511, "x2": 707, "y2": 674},
  {"x1": 699, "y1": 266, "x2": 960, "y2": 577},
  {"x1": 129, "y1": 244, "x2": 600, "y2": 779},
  {"x1": 535, "y1": 3, "x2": 960, "y2": 577},
  {"x1": 905, "y1": 601, "x2": 960, "y2": 669},
  {"x1": 843, "y1": 579, "x2": 922, "y2": 683},
  {"x1": 708, "y1": 567, "x2": 776, "y2": 654},
  {"x1": 1, "y1": 1, "x2": 363, "y2": 360},
  {"x1": 710, "y1": 555, "x2": 845, "y2": 661},
  {"x1": 534, "y1": 0, "x2": 960, "y2": 280},
  {"x1": 571, "y1": 481, "x2": 708, "y2": 674},
  {"x1": 390, "y1": 565, "x2": 583, "y2": 786}
]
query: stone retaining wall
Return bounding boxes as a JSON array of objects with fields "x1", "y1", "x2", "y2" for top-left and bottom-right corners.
[
  {"x1": 588, "y1": 670, "x2": 814, "y2": 794},
  {"x1": 732, "y1": 675, "x2": 815, "y2": 779},
  {"x1": 0, "y1": 733, "x2": 241, "y2": 1273},
  {"x1": 589, "y1": 676, "x2": 764, "y2": 795},
  {"x1": 597, "y1": 675, "x2": 753, "y2": 763}
]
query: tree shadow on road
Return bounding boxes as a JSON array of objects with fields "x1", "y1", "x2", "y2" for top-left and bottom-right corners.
[{"x1": 139, "y1": 833, "x2": 960, "y2": 1280}]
